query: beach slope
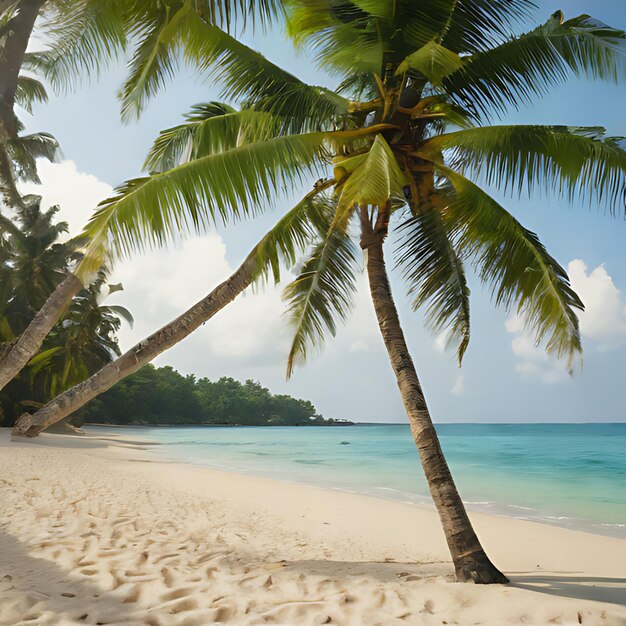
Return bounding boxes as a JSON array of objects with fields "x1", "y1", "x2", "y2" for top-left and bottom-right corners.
[{"x1": 0, "y1": 428, "x2": 624, "y2": 625}]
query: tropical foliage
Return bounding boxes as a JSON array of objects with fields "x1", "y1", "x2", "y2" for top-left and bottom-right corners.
[
  {"x1": 55, "y1": 0, "x2": 622, "y2": 584},
  {"x1": 3, "y1": 0, "x2": 626, "y2": 584},
  {"x1": 77, "y1": 364, "x2": 350, "y2": 427},
  {"x1": 0, "y1": 198, "x2": 131, "y2": 425},
  {"x1": 73, "y1": 2, "x2": 626, "y2": 371}
]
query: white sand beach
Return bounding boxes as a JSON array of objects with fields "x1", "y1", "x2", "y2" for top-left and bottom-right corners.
[{"x1": 0, "y1": 428, "x2": 624, "y2": 626}]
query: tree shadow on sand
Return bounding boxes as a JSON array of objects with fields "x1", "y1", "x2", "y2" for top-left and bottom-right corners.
[
  {"x1": 509, "y1": 572, "x2": 626, "y2": 606},
  {"x1": 282, "y1": 558, "x2": 626, "y2": 608},
  {"x1": 0, "y1": 529, "x2": 142, "y2": 625}
]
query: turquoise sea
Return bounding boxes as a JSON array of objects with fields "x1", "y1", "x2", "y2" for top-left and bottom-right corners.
[{"x1": 90, "y1": 423, "x2": 626, "y2": 538}]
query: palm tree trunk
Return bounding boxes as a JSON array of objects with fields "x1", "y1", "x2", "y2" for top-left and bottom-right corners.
[
  {"x1": 0, "y1": 272, "x2": 83, "y2": 391},
  {"x1": 360, "y1": 211, "x2": 508, "y2": 584},
  {"x1": 0, "y1": 0, "x2": 47, "y2": 141},
  {"x1": 12, "y1": 253, "x2": 257, "y2": 437}
]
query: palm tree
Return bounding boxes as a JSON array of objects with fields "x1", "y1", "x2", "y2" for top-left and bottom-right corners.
[
  {"x1": 13, "y1": 1, "x2": 626, "y2": 584},
  {"x1": 0, "y1": 0, "x2": 46, "y2": 142},
  {"x1": 0, "y1": 0, "x2": 284, "y2": 390},
  {"x1": 0, "y1": 199, "x2": 130, "y2": 423},
  {"x1": 12, "y1": 180, "x2": 334, "y2": 434}
]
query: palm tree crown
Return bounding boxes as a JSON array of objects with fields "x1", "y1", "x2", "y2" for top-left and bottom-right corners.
[{"x1": 76, "y1": 0, "x2": 625, "y2": 373}]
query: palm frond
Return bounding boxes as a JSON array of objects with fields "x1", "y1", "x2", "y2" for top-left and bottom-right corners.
[
  {"x1": 285, "y1": 0, "x2": 384, "y2": 77},
  {"x1": 396, "y1": 40, "x2": 464, "y2": 85},
  {"x1": 121, "y1": 9, "x2": 349, "y2": 132},
  {"x1": 284, "y1": 217, "x2": 359, "y2": 378},
  {"x1": 333, "y1": 134, "x2": 407, "y2": 226},
  {"x1": 400, "y1": 0, "x2": 535, "y2": 53},
  {"x1": 34, "y1": 0, "x2": 130, "y2": 93},
  {"x1": 119, "y1": 3, "x2": 188, "y2": 122},
  {"x1": 78, "y1": 131, "x2": 333, "y2": 275},
  {"x1": 192, "y1": 0, "x2": 283, "y2": 31},
  {"x1": 4, "y1": 132, "x2": 59, "y2": 184},
  {"x1": 253, "y1": 185, "x2": 337, "y2": 285},
  {"x1": 445, "y1": 13, "x2": 626, "y2": 117},
  {"x1": 396, "y1": 206, "x2": 471, "y2": 364},
  {"x1": 0, "y1": 147, "x2": 22, "y2": 207},
  {"x1": 144, "y1": 103, "x2": 279, "y2": 172},
  {"x1": 419, "y1": 125, "x2": 626, "y2": 212},
  {"x1": 15, "y1": 75, "x2": 48, "y2": 114},
  {"x1": 439, "y1": 166, "x2": 583, "y2": 366}
]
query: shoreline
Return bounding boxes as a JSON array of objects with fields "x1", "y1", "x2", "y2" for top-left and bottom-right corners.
[
  {"x1": 2, "y1": 427, "x2": 625, "y2": 625},
  {"x1": 78, "y1": 424, "x2": 626, "y2": 541}
]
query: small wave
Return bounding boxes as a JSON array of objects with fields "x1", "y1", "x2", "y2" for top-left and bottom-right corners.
[
  {"x1": 464, "y1": 501, "x2": 492, "y2": 505},
  {"x1": 295, "y1": 459, "x2": 325, "y2": 465},
  {"x1": 596, "y1": 523, "x2": 626, "y2": 528},
  {"x1": 507, "y1": 504, "x2": 536, "y2": 511}
]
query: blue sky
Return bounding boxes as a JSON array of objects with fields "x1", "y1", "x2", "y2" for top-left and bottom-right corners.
[{"x1": 22, "y1": 1, "x2": 626, "y2": 423}]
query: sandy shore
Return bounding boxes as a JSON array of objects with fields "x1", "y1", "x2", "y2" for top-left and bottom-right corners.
[{"x1": 0, "y1": 428, "x2": 624, "y2": 626}]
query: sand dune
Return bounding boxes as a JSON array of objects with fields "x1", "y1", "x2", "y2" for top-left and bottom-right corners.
[{"x1": 0, "y1": 429, "x2": 624, "y2": 625}]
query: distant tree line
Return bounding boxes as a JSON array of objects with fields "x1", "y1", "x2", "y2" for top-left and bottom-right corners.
[{"x1": 75, "y1": 364, "x2": 351, "y2": 427}]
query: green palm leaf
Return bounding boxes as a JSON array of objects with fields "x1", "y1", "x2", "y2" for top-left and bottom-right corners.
[
  {"x1": 400, "y1": 0, "x2": 535, "y2": 53},
  {"x1": 440, "y1": 166, "x2": 583, "y2": 366},
  {"x1": 144, "y1": 103, "x2": 279, "y2": 172},
  {"x1": 121, "y1": 9, "x2": 349, "y2": 132},
  {"x1": 419, "y1": 125, "x2": 626, "y2": 211},
  {"x1": 254, "y1": 185, "x2": 337, "y2": 285},
  {"x1": 34, "y1": 0, "x2": 283, "y2": 97},
  {"x1": 34, "y1": 0, "x2": 130, "y2": 92},
  {"x1": 119, "y1": 3, "x2": 190, "y2": 122},
  {"x1": 284, "y1": 218, "x2": 360, "y2": 378},
  {"x1": 15, "y1": 75, "x2": 48, "y2": 114},
  {"x1": 396, "y1": 40, "x2": 464, "y2": 85},
  {"x1": 3, "y1": 132, "x2": 59, "y2": 191},
  {"x1": 445, "y1": 13, "x2": 626, "y2": 117},
  {"x1": 333, "y1": 135, "x2": 407, "y2": 227},
  {"x1": 396, "y1": 207, "x2": 471, "y2": 364},
  {"x1": 79, "y1": 131, "x2": 333, "y2": 275},
  {"x1": 285, "y1": 1, "x2": 384, "y2": 77}
]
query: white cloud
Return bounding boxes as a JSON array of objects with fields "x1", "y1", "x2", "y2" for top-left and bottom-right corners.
[
  {"x1": 20, "y1": 160, "x2": 113, "y2": 237},
  {"x1": 19, "y1": 160, "x2": 291, "y2": 371},
  {"x1": 505, "y1": 313, "x2": 570, "y2": 385},
  {"x1": 451, "y1": 375, "x2": 465, "y2": 396},
  {"x1": 350, "y1": 338, "x2": 371, "y2": 353},
  {"x1": 105, "y1": 234, "x2": 294, "y2": 370},
  {"x1": 433, "y1": 332, "x2": 448, "y2": 353},
  {"x1": 505, "y1": 259, "x2": 626, "y2": 383},
  {"x1": 18, "y1": 161, "x2": 386, "y2": 380},
  {"x1": 568, "y1": 259, "x2": 626, "y2": 350}
]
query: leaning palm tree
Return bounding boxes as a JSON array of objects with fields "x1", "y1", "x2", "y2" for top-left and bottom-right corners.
[
  {"x1": 12, "y1": 180, "x2": 334, "y2": 435},
  {"x1": 0, "y1": 0, "x2": 284, "y2": 390},
  {"x1": 14, "y1": 0, "x2": 626, "y2": 584}
]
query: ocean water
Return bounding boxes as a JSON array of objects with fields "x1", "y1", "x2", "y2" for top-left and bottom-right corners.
[{"x1": 90, "y1": 423, "x2": 626, "y2": 537}]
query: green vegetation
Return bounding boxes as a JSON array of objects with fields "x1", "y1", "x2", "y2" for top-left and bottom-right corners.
[
  {"x1": 0, "y1": 199, "x2": 131, "y2": 426},
  {"x1": 2, "y1": 0, "x2": 625, "y2": 585},
  {"x1": 77, "y1": 364, "x2": 349, "y2": 427}
]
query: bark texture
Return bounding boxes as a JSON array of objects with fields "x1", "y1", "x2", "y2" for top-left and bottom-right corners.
[
  {"x1": 0, "y1": 0, "x2": 46, "y2": 141},
  {"x1": 361, "y1": 213, "x2": 508, "y2": 584},
  {"x1": 0, "y1": 272, "x2": 83, "y2": 391},
  {"x1": 12, "y1": 255, "x2": 257, "y2": 437}
]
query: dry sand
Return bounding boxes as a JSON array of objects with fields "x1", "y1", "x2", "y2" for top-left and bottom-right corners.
[{"x1": 0, "y1": 428, "x2": 624, "y2": 626}]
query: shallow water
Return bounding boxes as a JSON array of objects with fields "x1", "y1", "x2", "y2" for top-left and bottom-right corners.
[{"x1": 87, "y1": 423, "x2": 626, "y2": 537}]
